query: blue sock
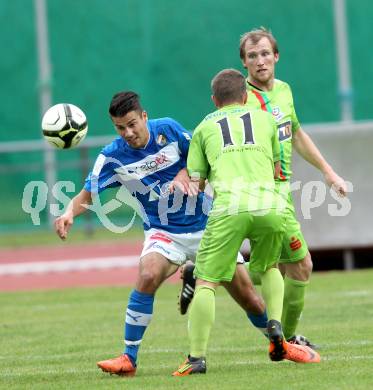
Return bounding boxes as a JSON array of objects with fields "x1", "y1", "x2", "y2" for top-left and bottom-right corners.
[
  {"x1": 247, "y1": 310, "x2": 269, "y2": 338},
  {"x1": 124, "y1": 289, "x2": 154, "y2": 365}
]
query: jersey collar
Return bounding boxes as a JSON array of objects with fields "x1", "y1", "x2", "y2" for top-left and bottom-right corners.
[{"x1": 247, "y1": 80, "x2": 264, "y2": 92}]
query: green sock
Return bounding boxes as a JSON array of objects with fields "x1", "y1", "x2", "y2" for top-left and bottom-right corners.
[
  {"x1": 260, "y1": 268, "x2": 284, "y2": 322},
  {"x1": 189, "y1": 285, "x2": 215, "y2": 357},
  {"x1": 281, "y1": 276, "x2": 309, "y2": 340}
]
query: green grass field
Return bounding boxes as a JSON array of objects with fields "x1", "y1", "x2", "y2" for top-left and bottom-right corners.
[{"x1": 1, "y1": 269, "x2": 373, "y2": 389}]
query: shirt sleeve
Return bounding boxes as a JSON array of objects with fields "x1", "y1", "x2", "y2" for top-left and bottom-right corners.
[
  {"x1": 187, "y1": 127, "x2": 209, "y2": 179},
  {"x1": 83, "y1": 152, "x2": 121, "y2": 194},
  {"x1": 166, "y1": 118, "x2": 192, "y2": 159}
]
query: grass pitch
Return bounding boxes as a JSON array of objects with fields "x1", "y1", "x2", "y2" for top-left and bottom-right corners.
[{"x1": 1, "y1": 269, "x2": 373, "y2": 389}]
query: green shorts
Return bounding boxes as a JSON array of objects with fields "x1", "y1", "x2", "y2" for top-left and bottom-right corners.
[
  {"x1": 194, "y1": 210, "x2": 285, "y2": 283},
  {"x1": 279, "y1": 192, "x2": 309, "y2": 263}
]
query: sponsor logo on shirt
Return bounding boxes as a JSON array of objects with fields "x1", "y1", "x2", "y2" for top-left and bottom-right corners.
[
  {"x1": 152, "y1": 244, "x2": 171, "y2": 255},
  {"x1": 145, "y1": 241, "x2": 171, "y2": 255},
  {"x1": 278, "y1": 121, "x2": 292, "y2": 142},
  {"x1": 114, "y1": 142, "x2": 180, "y2": 180},
  {"x1": 149, "y1": 232, "x2": 173, "y2": 244},
  {"x1": 272, "y1": 106, "x2": 285, "y2": 122},
  {"x1": 140, "y1": 152, "x2": 168, "y2": 171},
  {"x1": 290, "y1": 236, "x2": 302, "y2": 251}
]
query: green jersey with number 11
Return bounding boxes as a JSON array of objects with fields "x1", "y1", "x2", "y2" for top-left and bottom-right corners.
[
  {"x1": 246, "y1": 79, "x2": 300, "y2": 181},
  {"x1": 187, "y1": 103, "x2": 280, "y2": 215}
]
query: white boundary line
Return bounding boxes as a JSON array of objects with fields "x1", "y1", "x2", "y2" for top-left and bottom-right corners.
[{"x1": 0, "y1": 256, "x2": 139, "y2": 275}]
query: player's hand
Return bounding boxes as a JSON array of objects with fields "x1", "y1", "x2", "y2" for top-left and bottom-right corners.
[
  {"x1": 54, "y1": 212, "x2": 74, "y2": 240},
  {"x1": 324, "y1": 171, "x2": 347, "y2": 197},
  {"x1": 169, "y1": 168, "x2": 199, "y2": 196}
]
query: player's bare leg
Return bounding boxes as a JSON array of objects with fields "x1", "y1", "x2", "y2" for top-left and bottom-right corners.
[
  {"x1": 135, "y1": 252, "x2": 179, "y2": 294},
  {"x1": 179, "y1": 261, "x2": 265, "y2": 314},
  {"x1": 278, "y1": 252, "x2": 312, "y2": 283},
  {"x1": 180, "y1": 263, "x2": 265, "y2": 313},
  {"x1": 222, "y1": 263, "x2": 265, "y2": 314},
  {"x1": 221, "y1": 263, "x2": 268, "y2": 336}
]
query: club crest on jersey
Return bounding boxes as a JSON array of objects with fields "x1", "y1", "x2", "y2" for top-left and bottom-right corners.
[
  {"x1": 278, "y1": 121, "x2": 292, "y2": 142},
  {"x1": 156, "y1": 134, "x2": 167, "y2": 146},
  {"x1": 272, "y1": 106, "x2": 284, "y2": 122}
]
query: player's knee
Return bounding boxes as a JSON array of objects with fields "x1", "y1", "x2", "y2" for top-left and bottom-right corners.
[
  {"x1": 137, "y1": 262, "x2": 165, "y2": 292},
  {"x1": 137, "y1": 269, "x2": 162, "y2": 292},
  {"x1": 302, "y1": 252, "x2": 313, "y2": 278}
]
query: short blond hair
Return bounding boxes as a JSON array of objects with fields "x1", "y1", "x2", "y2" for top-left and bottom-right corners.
[{"x1": 239, "y1": 27, "x2": 279, "y2": 60}]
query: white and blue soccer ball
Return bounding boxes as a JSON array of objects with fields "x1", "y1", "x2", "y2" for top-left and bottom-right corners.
[{"x1": 41, "y1": 103, "x2": 88, "y2": 149}]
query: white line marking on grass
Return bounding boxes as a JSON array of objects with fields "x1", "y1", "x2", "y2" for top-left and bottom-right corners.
[
  {"x1": 0, "y1": 256, "x2": 138, "y2": 275},
  {"x1": 144, "y1": 346, "x2": 263, "y2": 353},
  {"x1": 325, "y1": 340, "x2": 373, "y2": 347},
  {"x1": 0, "y1": 346, "x2": 264, "y2": 362},
  {"x1": 142, "y1": 342, "x2": 373, "y2": 357},
  {"x1": 1, "y1": 340, "x2": 371, "y2": 363},
  {"x1": 337, "y1": 290, "x2": 372, "y2": 297},
  {"x1": 309, "y1": 290, "x2": 372, "y2": 299},
  {"x1": 11, "y1": 355, "x2": 373, "y2": 378},
  {"x1": 0, "y1": 368, "x2": 99, "y2": 377},
  {"x1": 323, "y1": 355, "x2": 373, "y2": 361},
  {"x1": 2, "y1": 351, "x2": 373, "y2": 377}
]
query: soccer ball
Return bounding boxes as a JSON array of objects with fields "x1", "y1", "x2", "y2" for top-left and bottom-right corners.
[{"x1": 41, "y1": 103, "x2": 88, "y2": 149}]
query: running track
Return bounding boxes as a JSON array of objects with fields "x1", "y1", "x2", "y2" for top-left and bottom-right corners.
[{"x1": 0, "y1": 241, "x2": 180, "y2": 292}]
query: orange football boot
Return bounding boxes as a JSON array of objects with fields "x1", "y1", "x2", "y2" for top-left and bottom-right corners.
[
  {"x1": 97, "y1": 354, "x2": 136, "y2": 376},
  {"x1": 285, "y1": 343, "x2": 321, "y2": 363}
]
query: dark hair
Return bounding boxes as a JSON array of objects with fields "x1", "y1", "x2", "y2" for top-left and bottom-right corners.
[
  {"x1": 211, "y1": 69, "x2": 246, "y2": 105},
  {"x1": 109, "y1": 91, "x2": 143, "y2": 117},
  {"x1": 239, "y1": 27, "x2": 279, "y2": 60}
]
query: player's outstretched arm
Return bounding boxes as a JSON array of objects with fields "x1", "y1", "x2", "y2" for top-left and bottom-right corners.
[
  {"x1": 292, "y1": 127, "x2": 347, "y2": 197},
  {"x1": 54, "y1": 189, "x2": 92, "y2": 240}
]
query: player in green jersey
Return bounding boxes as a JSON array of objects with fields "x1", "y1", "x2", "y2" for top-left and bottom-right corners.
[
  {"x1": 173, "y1": 69, "x2": 319, "y2": 376},
  {"x1": 239, "y1": 27, "x2": 347, "y2": 345},
  {"x1": 178, "y1": 27, "x2": 346, "y2": 349}
]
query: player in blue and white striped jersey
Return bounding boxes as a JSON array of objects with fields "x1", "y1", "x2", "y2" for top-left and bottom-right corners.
[{"x1": 84, "y1": 111, "x2": 207, "y2": 234}]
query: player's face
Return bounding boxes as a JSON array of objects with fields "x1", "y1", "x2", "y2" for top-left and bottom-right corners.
[
  {"x1": 242, "y1": 37, "x2": 279, "y2": 90},
  {"x1": 112, "y1": 110, "x2": 149, "y2": 148}
]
